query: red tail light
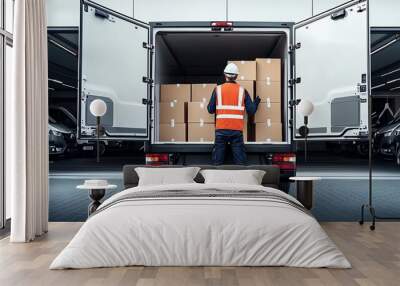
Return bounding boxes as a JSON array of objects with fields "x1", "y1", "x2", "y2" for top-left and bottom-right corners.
[
  {"x1": 272, "y1": 153, "x2": 296, "y2": 170},
  {"x1": 145, "y1": 153, "x2": 170, "y2": 165},
  {"x1": 211, "y1": 21, "x2": 233, "y2": 27},
  {"x1": 211, "y1": 21, "x2": 233, "y2": 31}
]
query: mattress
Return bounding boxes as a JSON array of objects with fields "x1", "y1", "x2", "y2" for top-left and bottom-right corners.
[{"x1": 50, "y1": 183, "x2": 350, "y2": 269}]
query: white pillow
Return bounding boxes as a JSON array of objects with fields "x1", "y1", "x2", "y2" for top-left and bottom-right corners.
[
  {"x1": 135, "y1": 167, "x2": 200, "y2": 186},
  {"x1": 200, "y1": 169, "x2": 266, "y2": 185}
]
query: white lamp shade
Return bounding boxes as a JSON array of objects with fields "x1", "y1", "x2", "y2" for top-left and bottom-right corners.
[
  {"x1": 90, "y1": 99, "x2": 107, "y2": 117},
  {"x1": 298, "y1": 99, "x2": 314, "y2": 116}
]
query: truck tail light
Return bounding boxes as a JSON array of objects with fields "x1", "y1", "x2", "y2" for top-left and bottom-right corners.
[
  {"x1": 272, "y1": 153, "x2": 296, "y2": 171},
  {"x1": 145, "y1": 153, "x2": 170, "y2": 166},
  {"x1": 211, "y1": 21, "x2": 233, "y2": 31}
]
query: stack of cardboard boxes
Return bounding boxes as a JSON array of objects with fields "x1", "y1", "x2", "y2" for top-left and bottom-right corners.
[
  {"x1": 228, "y1": 59, "x2": 282, "y2": 142},
  {"x1": 254, "y1": 58, "x2": 282, "y2": 142},
  {"x1": 158, "y1": 58, "x2": 282, "y2": 143},
  {"x1": 159, "y1": 83, "x2": 217, "y2": 142},
  {"x1": 188, "y1": 84, "x2": 216, "y2": 142},
  {"x1": 159, "y1": 84, "x2": 190, "y2": 142}
]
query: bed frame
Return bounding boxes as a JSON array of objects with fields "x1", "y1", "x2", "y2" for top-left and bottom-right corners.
[{"x1": 122, "y1": 165, "x2": 281, "y2": 190}]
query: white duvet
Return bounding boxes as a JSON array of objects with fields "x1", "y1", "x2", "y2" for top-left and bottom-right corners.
[{"x1": 50, "y1": 183, "x2": 350, "y2": 269}]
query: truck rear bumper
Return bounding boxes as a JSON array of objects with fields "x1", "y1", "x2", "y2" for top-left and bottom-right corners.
[{"x1": 146, "y1": 143, "x2": 295, "y2": 153}]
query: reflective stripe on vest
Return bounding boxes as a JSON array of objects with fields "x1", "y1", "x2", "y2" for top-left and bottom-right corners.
[
  {"x1": 216, "y1": 114, "x2": 244, "y2": 119},
  {"x1": 215, "y1": 83, "x2": 245, "y2": 131}
]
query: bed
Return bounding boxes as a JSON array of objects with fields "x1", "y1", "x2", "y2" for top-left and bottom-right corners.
[{"x1": 50, "y1": 165, "x2": 350, "y2": 269}]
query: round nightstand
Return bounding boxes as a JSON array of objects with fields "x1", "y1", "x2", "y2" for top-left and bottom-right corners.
[
  {"x1": 77, "y1": 180, "x2": 117, "y2": 216},
  {"x1": 289, "y1": 177, "x2": 321, "y2": 210}
]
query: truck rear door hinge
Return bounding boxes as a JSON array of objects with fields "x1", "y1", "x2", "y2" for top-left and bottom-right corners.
[
  {"x1": 289, "y1": 77, "x2": 301, "y2": 86},
  {"x1": 94, "y1": 9, "x2": 110, "y2": 19},
  {"x1": 289, "y1": 42, "x2": 301, "y2": 52},
  {"x1": 357, "y1": 2, "x2": 367, "y2": 13},
  {"x1": 142, "y1": 98, "x2": 153, "y2": 105},
  {"x1": 331, "y1": 9, "x2": 347, "y2": 20},
  {"x1": 142, "y1": 77, "x2": 153, "y2": 84},
  {"x1": 143, "y1": 42, "x2": 154, "y2": 50},
  {"x1": 289, "y1": 99, "x2": 301, "y2": 107}
]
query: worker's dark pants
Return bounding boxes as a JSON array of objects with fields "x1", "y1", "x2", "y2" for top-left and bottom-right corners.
[{"x1": 212, "y1": 129, "x2": 246, "y2": 165}]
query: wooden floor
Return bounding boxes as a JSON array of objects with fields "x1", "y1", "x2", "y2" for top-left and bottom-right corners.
[{"x1": 0, "y1": 222, "x2": 399, "y2": 286}]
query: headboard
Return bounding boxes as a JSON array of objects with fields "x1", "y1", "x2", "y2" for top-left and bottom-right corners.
[{"x1": 122, "y1": 165, "x2": 281, "y2": 190}]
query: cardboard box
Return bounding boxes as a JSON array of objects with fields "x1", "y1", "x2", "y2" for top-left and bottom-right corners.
[
  {"x1": 237, "y1": 80, "x2": 254, "y2": 99},
  {"x1": 159, "y1": 102, "x2": 186, "y2": 124},
  {"x1": 159, "y1": 123, "x2": 187, "y2": 142},
  {"x1": 160, "y1": 84, "x2": 191, "y2": 103},
  {"x1": 188, "y1": 123, "x2": 215, "y2": 142},
  {"x1": 256, "y1": 58, "x2": 281, "y2": 82},
  {"x1": 255, "y1": 123, "x2": 282, "y2": 142},
  {"x1": 191, "y1": 84, "x2": 216, "y2": 103},
  {"x1": 254, "y1": 102, "x2": 281, "y2": 123},
  {"x1": 188, "y1": 102, "x2": 215, "y2": 123},
  {"x1": 256, "y1": 81, "x2": 281, "y2": 103},
  {"x1": 228, "y1": 60, "x2": 256, "y2": 81}
]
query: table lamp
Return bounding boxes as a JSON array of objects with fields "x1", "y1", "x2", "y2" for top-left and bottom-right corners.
[{"x1": 89, "y1": 99, "x2": 107, "y2": 163}]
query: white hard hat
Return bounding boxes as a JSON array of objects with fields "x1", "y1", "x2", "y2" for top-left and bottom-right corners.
[{"x1": 224, "y1": 63, "x2": 239, "y2": 75}]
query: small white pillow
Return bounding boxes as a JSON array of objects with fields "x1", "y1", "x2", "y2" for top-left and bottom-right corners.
[
  {"x1": 135, "y1": 167, "x2": 200, "y2": 186},
  {"x1": 200, "y1": 169, "x2": 266, "y2": 185}
]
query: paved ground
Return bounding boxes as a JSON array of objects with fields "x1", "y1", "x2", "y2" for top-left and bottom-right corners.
[{"x1": 49, "y1": 152, "x2": 400, "y2": 222}]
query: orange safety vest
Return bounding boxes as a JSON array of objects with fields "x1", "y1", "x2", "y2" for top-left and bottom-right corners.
[{"x1": 215, "y1": 82, "x2": 245, "y2": 131}]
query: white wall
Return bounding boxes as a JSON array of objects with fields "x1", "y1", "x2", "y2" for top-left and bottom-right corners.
[
  {"x1": 47, "y1": 0, "x2": 312, "y2": 26},
  {"x1": 95, "y1": 0, "x2": 133, "y2": 17},
  {"x1": 46, "y1": 0, "x2": 133, "y2": 27},
  {"x1": 228, "y1": 0, "x2": 312, "y2": 22},
  {"x1": 313, "y1": 0, "x2": 346, "y2": 15},
  {"x1": 370, "y1": 0, "x2": 400, "y2": 27},
  {"x1": 313, "y1": 0, "x2": 400, "y2": 27},
  {"x1": 47, "y1": 0, "x2": 80, "y2": 27},
  {"x1": 47, "y1": 0, "x2": 400, "y2": 28},
  {"x1": 133, "y1": 0, "x2": 226, "y2": 22}
]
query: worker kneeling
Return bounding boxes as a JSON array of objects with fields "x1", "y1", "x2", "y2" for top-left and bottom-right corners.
[{"x1": 207, "y1": 63, "x2": 260, "y2": 165}]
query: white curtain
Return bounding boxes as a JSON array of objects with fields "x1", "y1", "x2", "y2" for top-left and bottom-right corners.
[{"x1": 8, "y1": 0, "x2": 49, "y2": 242}]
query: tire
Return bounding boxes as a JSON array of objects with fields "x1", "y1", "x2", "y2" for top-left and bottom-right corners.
[
  {"x1": 356, "y1": 143, "x2": 369, "y2": 157},
  {"x1": 396, "y1": 147, "x2": 400, "y2": 167}
]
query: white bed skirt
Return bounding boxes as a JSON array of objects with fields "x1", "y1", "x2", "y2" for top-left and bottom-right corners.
[{"x1": 50, "y1": 183, "x2": 351, "y2": 269}]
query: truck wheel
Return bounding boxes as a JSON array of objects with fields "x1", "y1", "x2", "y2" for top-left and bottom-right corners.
[{"x1": 356, "y1": 143, "x2": 368, "y2": 157}]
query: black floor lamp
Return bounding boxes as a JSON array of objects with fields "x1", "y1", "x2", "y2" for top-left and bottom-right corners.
[
  {"x1": 359, "y1": 78, "x2": 377, "y2": 230},
  {"x1": 298, "y1": 99, "x2": 314, "y2": 163},
  {"x1": 89, "y1": 99, "x2": 107, "y2": 163},
  {"x1": 359, "y1": 92, "x2": 400, "y2": 231}
]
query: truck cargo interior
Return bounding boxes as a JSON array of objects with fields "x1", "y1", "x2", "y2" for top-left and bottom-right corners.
[{"x1": 153, "y1": 31, "x2": 288, "y2": 144}]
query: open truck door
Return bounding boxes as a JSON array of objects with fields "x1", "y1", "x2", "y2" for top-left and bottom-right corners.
[
  {"x1": 293, "y1": 0, "x2": 369, "y2": 140},
  {"x1": 79, "y1": 0, "x2": 151, "y2": 140}
]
